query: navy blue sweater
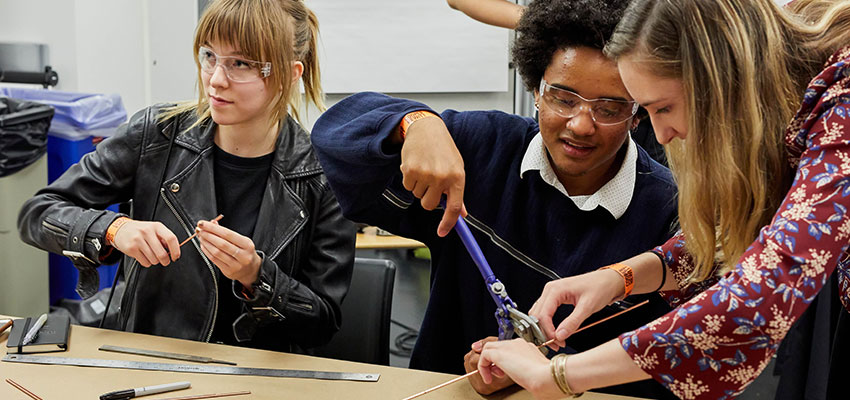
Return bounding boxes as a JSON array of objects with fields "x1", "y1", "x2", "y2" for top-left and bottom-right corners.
[{"x1": 312, "y1": 92, "x2": 678, "y2": 396}]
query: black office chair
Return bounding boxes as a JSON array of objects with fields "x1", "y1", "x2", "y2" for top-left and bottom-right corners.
[{"x1": 315, "y1": 257, "x2": 396, "y2": 365}]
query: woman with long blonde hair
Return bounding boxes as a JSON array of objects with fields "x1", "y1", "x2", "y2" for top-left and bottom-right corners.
[
  {"x1": 19, "y1": 0, "x2": 355, "y2": 352},
  {"x1": 475, "y1": 0, "x2": 850, "y2": 398}
]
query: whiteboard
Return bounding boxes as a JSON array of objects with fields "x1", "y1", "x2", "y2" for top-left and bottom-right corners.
[{"x1": 304, "y1": 0, "x2": 509, "y2": 93}]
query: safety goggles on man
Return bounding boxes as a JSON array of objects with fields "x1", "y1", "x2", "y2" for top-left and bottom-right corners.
[
  {"x1": 538, "y1": 79, "x2": 638, "y2": 125},
  {"x1": 198, "y1": 46, "x2": 271, "y2": 83}
]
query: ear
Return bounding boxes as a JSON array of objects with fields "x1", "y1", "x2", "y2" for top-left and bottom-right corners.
[
  {"x1": 291, "y1": 61, "x2": 304, "y2": 84},
  {"x1": 630, "y1": 117, "x2": 640, "y2": 131},
  {"x1": 533, "y1": 89, "x2": 540, "y2": 109}
]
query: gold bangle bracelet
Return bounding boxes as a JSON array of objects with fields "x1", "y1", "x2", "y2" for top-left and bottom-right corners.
[
  {"x1": 550, "y1": 354, "x2": 564, "y2": 393},
  {"x1": 549, "y1": 353, "x2": 584, "y2": 398}
]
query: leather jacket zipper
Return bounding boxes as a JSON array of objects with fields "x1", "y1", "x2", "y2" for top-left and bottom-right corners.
[
  {"x1": 43, "y1": 220, "x2": 103, "y2": 254},
  {"x1": 42, "y1": 220, "x2": 69, "y2": 235},
  {"x1": 289, "y1": 299, "x2": 313, "y2": 312},
  {"x1": 160, "y1": 188, "x2": 219, "y2": 342}
]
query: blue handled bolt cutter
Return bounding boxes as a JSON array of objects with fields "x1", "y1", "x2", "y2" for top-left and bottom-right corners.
[{"x1": 452, "y1": 215, "x2": 548, "y2": 346}]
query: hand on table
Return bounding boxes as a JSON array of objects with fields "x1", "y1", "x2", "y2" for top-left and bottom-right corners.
[
  {"x1": 464, "y1": 336, "x2": 515, "y2": 394},
  {"x1": 478, "y1": 338, "x2": 564, "y2": 400}
]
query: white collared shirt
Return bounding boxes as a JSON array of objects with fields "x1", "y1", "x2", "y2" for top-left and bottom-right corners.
[{"x1": 519, "y1": 133, "x2": 637, "y2": 219}]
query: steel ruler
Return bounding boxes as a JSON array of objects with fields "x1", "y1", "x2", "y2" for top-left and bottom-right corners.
[
  {"x1": 99, "y1": 344, "x2": 238, "y2": 365},
  {"x1": 2, "y1": 354, "x2": 380, "y2": 382}
]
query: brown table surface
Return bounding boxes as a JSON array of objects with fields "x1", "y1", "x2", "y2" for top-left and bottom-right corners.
[
  {"x1": 355, "y1": 233, "x2": 427, "y2": 249},
  {"x1": 0, "y1": 316, "x2": 644, "y2": 399}
]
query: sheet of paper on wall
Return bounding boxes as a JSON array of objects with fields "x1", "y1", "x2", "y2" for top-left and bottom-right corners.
[{"x1": 304, "y1": 0, "x2": 509, "y2": 93}]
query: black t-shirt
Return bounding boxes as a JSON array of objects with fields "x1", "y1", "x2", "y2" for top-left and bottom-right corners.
[{"x1": 209, "y1": 145, "x2": 274, "y2": 345}]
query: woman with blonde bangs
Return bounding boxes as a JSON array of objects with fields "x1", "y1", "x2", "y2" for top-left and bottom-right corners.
[
  {"x1": 474, "y1": 0, "x2": 850, "y2": 398},
  {"x1": 18, "y1": 0, "x2": 355, "y2": 353}
]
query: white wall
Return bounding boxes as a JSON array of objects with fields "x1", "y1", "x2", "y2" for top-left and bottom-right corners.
[
  {"x1": 146, "y1": 0, "x2": 199, "y2": 106},
  {"x1": 73, "y1": 1, "x2": 148, "y2": 115},
  {"x1": 0, "y1": 0, "x2": 80, "y2": 92},
  {"x1": 1, "y1": 0, "x2": 512, "y2": 125},
  {"x1": 301, "y1": 87, "x2": 516, "y2": 132},
  {"x1": 305, "y1": 0, "x2": 509, "y2": 93},
  {"x1": 0, "y1": 0, "x2": 198, "y2": 117}
]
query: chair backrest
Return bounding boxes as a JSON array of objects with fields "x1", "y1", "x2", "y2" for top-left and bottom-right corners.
[{"x1": 315, "y1": 257, "x2": 396, "y2": 365}]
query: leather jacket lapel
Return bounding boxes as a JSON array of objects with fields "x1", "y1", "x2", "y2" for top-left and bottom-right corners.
[
  {"x1": 251, "y1": 117, "x2": 318, "y2": 258},
  {"x1": 252, "y1": 170, "x2": 308, "y2": 259},
  {"x1": 161, "y1": 148, "x2": 218, "y2": 232},
  {"x1": 155, "y1": 118, "x2": 218, "y2": 234}
]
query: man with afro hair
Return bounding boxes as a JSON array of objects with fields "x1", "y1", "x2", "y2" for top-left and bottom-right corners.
[
  {"x1": 447, "y1": 0, "x2": 667, "y2": 165},
  {"x1": 312, "y1": 1, "x2": 677, "y2": 398}
]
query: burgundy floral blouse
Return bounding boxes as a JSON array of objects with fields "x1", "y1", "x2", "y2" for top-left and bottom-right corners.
[{"x1": 620, "y1": 45, "x2": 850, "y2": 399}]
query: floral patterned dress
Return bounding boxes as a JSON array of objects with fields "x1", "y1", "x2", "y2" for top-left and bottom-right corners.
[{"x1": 621, "y1": 45, "x2": 850, "y2": 399}]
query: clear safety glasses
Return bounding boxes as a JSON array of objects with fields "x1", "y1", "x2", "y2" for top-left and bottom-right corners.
[
  {"x1": 198, "y1": 46, "x2": 271, "y2": 83},
  {"x1": 539, "y1": 79, "x2": 638, "y2": 125}
]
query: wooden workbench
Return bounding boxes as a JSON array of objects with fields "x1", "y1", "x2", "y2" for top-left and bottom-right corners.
[
  {"x1": 355, "y1": 233, "x2": 426, "y2": 250},
  {"x1": 0, "y1": 317, "x2": 644, "y2": 399}
]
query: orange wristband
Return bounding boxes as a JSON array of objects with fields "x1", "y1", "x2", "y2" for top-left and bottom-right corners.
[
  {"x1": 400, "y1": 110, "x2": 437, "y2": 140},
  {"x1": 105, "y1": 217, "x2": 131, "y2": 246},
  {"x1": 600, "y1": 263, "x2": 634, "y2": 299}
]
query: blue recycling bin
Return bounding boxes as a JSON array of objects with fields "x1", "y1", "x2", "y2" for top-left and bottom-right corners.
[{"x1": 0, "y1": 88, "x2": 127, "y2": 304}]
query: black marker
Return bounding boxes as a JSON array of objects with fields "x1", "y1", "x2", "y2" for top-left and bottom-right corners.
[{"x1": 100, "y1": 381, "x2": 190, "y2": 400}]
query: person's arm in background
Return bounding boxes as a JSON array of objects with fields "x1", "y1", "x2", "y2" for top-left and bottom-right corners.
[{"x1": 447, "y1": 0, "x2": 525, "y2": 29}]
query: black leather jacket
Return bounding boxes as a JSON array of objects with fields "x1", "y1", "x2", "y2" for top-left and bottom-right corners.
[{"x1": 18, "y1": 105, "x2": 356, "y2": 352}]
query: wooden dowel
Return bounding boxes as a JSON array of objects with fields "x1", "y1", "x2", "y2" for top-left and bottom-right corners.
[
  {"x1": 0, "y1": 319, "x2": 13, "y2": 335},
  {"x1": 400, "y1": 299, "x2": 650, "y2": 400},
  {"x1": 571, "y1": 299, "x2": 650, "y2": 333},
  {"x1": 155, "y1": 390, "x2": 251, "y2": 400},
  {"x1": 6, "y1": 379, "x2": 43, "y2": 400},
  {"x1": 400, "y1": 372, "x2": 478, "y2": 400},
  {"x1": 179, "y1": 214, "x2": 223, "y2": 247}
]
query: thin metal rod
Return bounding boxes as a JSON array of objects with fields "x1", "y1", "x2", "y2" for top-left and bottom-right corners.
[
  {"x1": 155, "y1": 390, "x2": 251, "y2": 400},
  {"x1": 400, "y1": 299, "x2": 650, "y2": 400},
  {"x1": 572, "y1": 299, "x2": 650, "y2": 333},
  {"x1": 401, "y1": 371, "x2": 478, "y2": 400},
  {"x1": 179, "y1": 214, "x2": 223, "y2": 247},
  {"x1": 6, "y1": 379, "x2": 43, "y2": 400},
  {"x1": 0, "y1": 319, "x2": 12, "y2": 335}
]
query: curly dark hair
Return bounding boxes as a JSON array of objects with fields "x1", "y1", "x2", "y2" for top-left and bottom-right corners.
[{"x1": 513, "y1": 0, "x2": 630, "y2": 92}]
